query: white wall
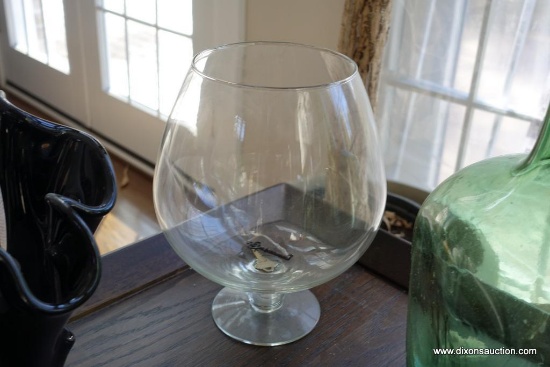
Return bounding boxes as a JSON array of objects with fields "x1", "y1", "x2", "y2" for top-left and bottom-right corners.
[{"x1": 245, "y1": 0, "x2": 346, "y2": 50}]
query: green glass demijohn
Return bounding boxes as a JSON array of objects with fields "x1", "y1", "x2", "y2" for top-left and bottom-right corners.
[{"x1": 407, "y1": 104, "x2": 550, "y2": 366}]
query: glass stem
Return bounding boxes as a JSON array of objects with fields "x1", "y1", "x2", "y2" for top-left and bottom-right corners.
[
  {"x1": 517, "y1": 103, "x2": 550, "y2": 174},
  {"x1": 247, "y1": 292, "x2": 285, "y2": 313}
]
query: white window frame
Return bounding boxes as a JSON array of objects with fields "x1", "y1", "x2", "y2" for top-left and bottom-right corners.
[{"x1": 378, "y1": 0, "x2": 546, "y2": 190}]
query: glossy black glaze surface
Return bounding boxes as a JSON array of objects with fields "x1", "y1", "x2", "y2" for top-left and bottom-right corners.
[{"x1": 0, "y1": 91, "x2": 116, "y2": 366}]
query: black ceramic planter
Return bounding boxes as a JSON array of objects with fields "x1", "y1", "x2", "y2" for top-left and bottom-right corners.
[
  {"x1": 0, "y1": 92, "x2": 116, "y2": 367},
  {"x1": 359, "y1": 192, "x2": 421, "y2": 289}
]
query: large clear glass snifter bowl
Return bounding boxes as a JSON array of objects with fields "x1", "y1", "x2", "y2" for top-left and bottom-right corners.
[{"x1": 153, "y1": 42, "x2": 386, "y2": 346}]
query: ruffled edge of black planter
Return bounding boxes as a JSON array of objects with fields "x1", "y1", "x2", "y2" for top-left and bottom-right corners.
[{"x1": 0, "y1": 91, "x2": 117, "y2": 367}]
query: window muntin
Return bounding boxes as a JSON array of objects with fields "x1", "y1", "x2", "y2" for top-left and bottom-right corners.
[{"x1": 96, "y1": 0, "x2": 194, "y2": 118}]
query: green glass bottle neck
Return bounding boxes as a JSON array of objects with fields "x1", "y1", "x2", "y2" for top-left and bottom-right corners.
[{"x1": 517, "y1": 104, "x2": 550, "y2": 174}]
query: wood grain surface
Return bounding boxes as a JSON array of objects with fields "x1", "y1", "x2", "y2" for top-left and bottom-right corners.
[
  {"x1": 72, "y1": 233, "x2": 187, "y2": 320},
  {"x1": 67, "y1": 262, "x2": 407, "y2": 366}
]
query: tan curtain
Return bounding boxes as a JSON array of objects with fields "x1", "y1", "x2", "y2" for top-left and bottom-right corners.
[{"x1": 338, "y1": 0, "x2": 394, "y2": 115}]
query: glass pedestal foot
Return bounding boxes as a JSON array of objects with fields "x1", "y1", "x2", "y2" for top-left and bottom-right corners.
[{"x1": 211, "y1": 287, "x2": 321, "y2": 346}]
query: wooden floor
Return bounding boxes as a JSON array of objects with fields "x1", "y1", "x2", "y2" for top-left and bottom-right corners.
[
  {"x1": 94, "y1": 155, "x2": 160, "y2": 254},
  {"x1": 5, "y1": 92, "x2": 160, "y2": 254}
]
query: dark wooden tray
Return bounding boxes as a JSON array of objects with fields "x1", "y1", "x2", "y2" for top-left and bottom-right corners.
[{"x1": 66, "y1": 232, "x2": 408, "y2": 366}]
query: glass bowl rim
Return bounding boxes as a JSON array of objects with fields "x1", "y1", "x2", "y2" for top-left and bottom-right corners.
[{"x1": 190, "y1": 41, "x2": 359, "y2": 91}]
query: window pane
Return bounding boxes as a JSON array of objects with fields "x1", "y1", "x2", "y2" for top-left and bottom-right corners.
[
  {"x1": 127, "y1": 20, "x2": 158, "y2": 110},
  {"x1": 6, "y1": 0, "x2": 28, "y2": 53},
  {"x1": 100, "y1": 0, "x2": 124, "y2": 14},
  {"x1": 437, "y1": 103, "x2": 467, "y2": 183},
  {"x1": 507, "y1": 1, "x2": 550, "y2": 119},
  {"x1": 42, "y1": 0, "x2": 69, "y2": 72},
  {"x1": 490, "y1": 116, "x2": 536, "y2": 156},
  {"x1": 96, "y1": 0, "x2": 194, "y2": 116},
  {"x1": 452, "y1": 0, "x2": 487, "y2": 93},
  {"x1": 462, "y1": 110, "x2": 496, "y2": 166},
  {"x1": 103, "y1": 12, "x2": 129, "y2": 97},
  {"x1": 416, "y1": 1, "x2": 470, "y2": 90},
  {"x1": 4, "y1": 0, "x2": 69, "y2": 73},
  {"x1": 23, "y1": 0, "x2": 48, "y2": 63},
  {"x1": 477, "y1": 1, "x2": 535, "y2": 111},
  {"x1": 158, "y1": 31, "x2": 193, "y2": 116},
  {"x1": 158, "y1": 0, "x2": 193, "y2": 35},
  {"x1": 463, "y1": 110, "x2": 536, "y2": 167},
  {"x1": 126, "y1": 0, "x2": 156, "y2": 25},
  {"x1": 387, "y1": 0, "x2": 487, "y2": 94},
  {"x1": 379, "y1": 89, "x2": 466, "y2": 187}
]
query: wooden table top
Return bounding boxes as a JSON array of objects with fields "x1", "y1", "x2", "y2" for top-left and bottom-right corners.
[{"x1": 66, "y1": 233, "x2": 408, "y2": 367}]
